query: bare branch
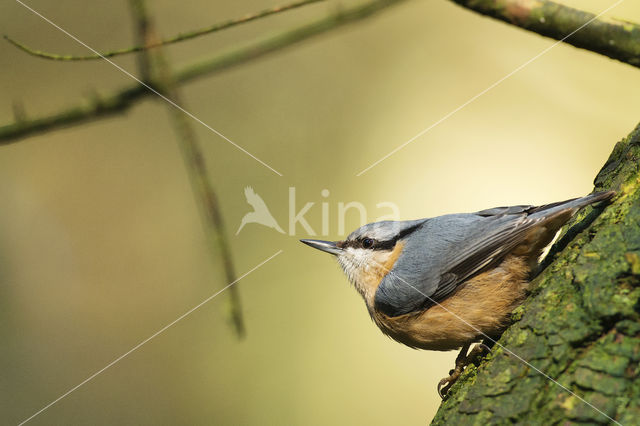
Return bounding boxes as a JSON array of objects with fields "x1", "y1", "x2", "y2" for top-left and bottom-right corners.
[
  {"x1": 128, "y1": 0, "x2": 246, "y2": 337},
  {"x1": 0, "y1": 85, "x2": 146, "y2": 143},
  {"x1": 4, "y1": 0, "x2": 325, "y2": 61},
  {"x1": 0, "y1": 0, "x2": 407, "y2": 144},
  {"x1": 451, "y1": 0, "x2": 640, "y2": 69}
]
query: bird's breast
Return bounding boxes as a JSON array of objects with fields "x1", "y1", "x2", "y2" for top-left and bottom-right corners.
[{"x1": 371, "y1": 255, "x2": 531, "y2": 351}]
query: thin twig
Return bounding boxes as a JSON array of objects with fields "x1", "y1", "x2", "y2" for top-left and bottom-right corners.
[
  {"x1": 450, "y1": 0, "x2": 640, "y2": 68},
  {"x1": 4, "y1": 0, "x2": 325, "y2": 61},
  {"x1": 129, "y1": 0, "x2": 245, "y2": 337},
  {"x1": 0, "y1": 0, "x2": 407, "y2": 144}
]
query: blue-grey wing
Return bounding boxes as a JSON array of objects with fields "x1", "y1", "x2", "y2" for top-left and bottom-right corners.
[
  {"x1": 373, "y1": 192, "x2": 613, "y2": 317},
  {"x1": 373, "y1": 213, "x2": 537, "y2": 317}
]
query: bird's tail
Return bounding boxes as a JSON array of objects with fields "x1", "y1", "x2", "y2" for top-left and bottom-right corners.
[
  {"x1": 517, "y1": 191, "x2": 615, "y2": 266},
  {"x1": 529, "y1": 190, "x2": 615, "y2": 218}
]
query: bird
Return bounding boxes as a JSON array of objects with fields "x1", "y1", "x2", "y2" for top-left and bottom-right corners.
[
  {"x1": 236, "y1": 186, "x2": 284, "y2": 235},
  {"x1": 300, "y1": 191, "x2": 614, "y2": 397}
]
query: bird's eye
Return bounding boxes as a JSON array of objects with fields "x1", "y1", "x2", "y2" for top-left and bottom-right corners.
[{"x1": 362, "y1": 238, "x2": 375, "y2": 249}]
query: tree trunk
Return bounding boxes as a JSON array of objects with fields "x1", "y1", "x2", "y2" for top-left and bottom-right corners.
[{"x1": 432, "y1": 123, "x2": 640, "y2": 425}]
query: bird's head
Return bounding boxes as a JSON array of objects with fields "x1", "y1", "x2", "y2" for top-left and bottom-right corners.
[{"x1": 301, "y1": 219, "x2": 425, "y2": 307}]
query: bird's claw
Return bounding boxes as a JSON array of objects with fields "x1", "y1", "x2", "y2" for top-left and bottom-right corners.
[
  {"x1": 437, "y1": 343, "x2": 491, "y2": 399},
  {"x1": 438, "y1": 363, "x2": 465, "y2": 399},
  {"x1": 437, "y1": 372, "x2": 460, "y2": 399}
]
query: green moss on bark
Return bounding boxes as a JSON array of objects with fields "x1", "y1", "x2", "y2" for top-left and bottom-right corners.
[{"x1": 432, "y1": 123, "x2": 640, "y2": 425}]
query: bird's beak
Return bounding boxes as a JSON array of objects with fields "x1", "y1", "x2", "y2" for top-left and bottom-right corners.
[{"x1": 300, "y1": 239, "x2": 342, "y2": 256}]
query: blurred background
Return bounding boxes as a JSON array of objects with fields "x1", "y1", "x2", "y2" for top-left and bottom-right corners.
[{"x1": 1, "y1": 0, "x2": 639, "y2": 424}]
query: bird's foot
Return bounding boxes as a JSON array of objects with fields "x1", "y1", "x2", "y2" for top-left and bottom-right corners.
[
  {"x1": 437, "y1": 343, "x2": 491, "y2": 399},
  {"x1": 437, "y1": 367, "x2": 463, "y2": 399}
]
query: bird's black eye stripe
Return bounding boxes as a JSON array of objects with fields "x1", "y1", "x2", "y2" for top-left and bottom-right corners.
[
  {"x1": 370, "y1": 238, "x2": 395, "y2": 250},
  {"x1": 343, "y1": 222, "x2": 424, "y2": 250},
  {"x1": 371, "y1": 222, "x2": 423, "y2": 250}
]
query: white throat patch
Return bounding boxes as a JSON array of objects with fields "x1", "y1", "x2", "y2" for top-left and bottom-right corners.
[{"x1": 336, "y1": 247, "x2": 395, "y2": 310}]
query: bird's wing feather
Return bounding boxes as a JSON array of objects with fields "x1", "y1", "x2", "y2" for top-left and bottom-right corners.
[
  {"x1": 374, "y1": 192, "x2": 614, "y2": 317},
  {"x1": 374, "y1": 213, "x2": 541, "y2": 317}
]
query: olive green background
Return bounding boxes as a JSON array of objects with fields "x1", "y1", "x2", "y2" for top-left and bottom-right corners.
[{"x1": 1, "y1": 0, "x2": 639, "y2": 424}]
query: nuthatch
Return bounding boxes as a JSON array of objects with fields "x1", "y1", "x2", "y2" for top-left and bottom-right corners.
[{"x1": 301, "y1": 191, "x2": 614, "y2": 397}]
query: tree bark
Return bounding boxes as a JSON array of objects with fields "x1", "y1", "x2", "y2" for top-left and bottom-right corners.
[{"x1": 432, "y1": 122, "x2": 640, "y2": 424}]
